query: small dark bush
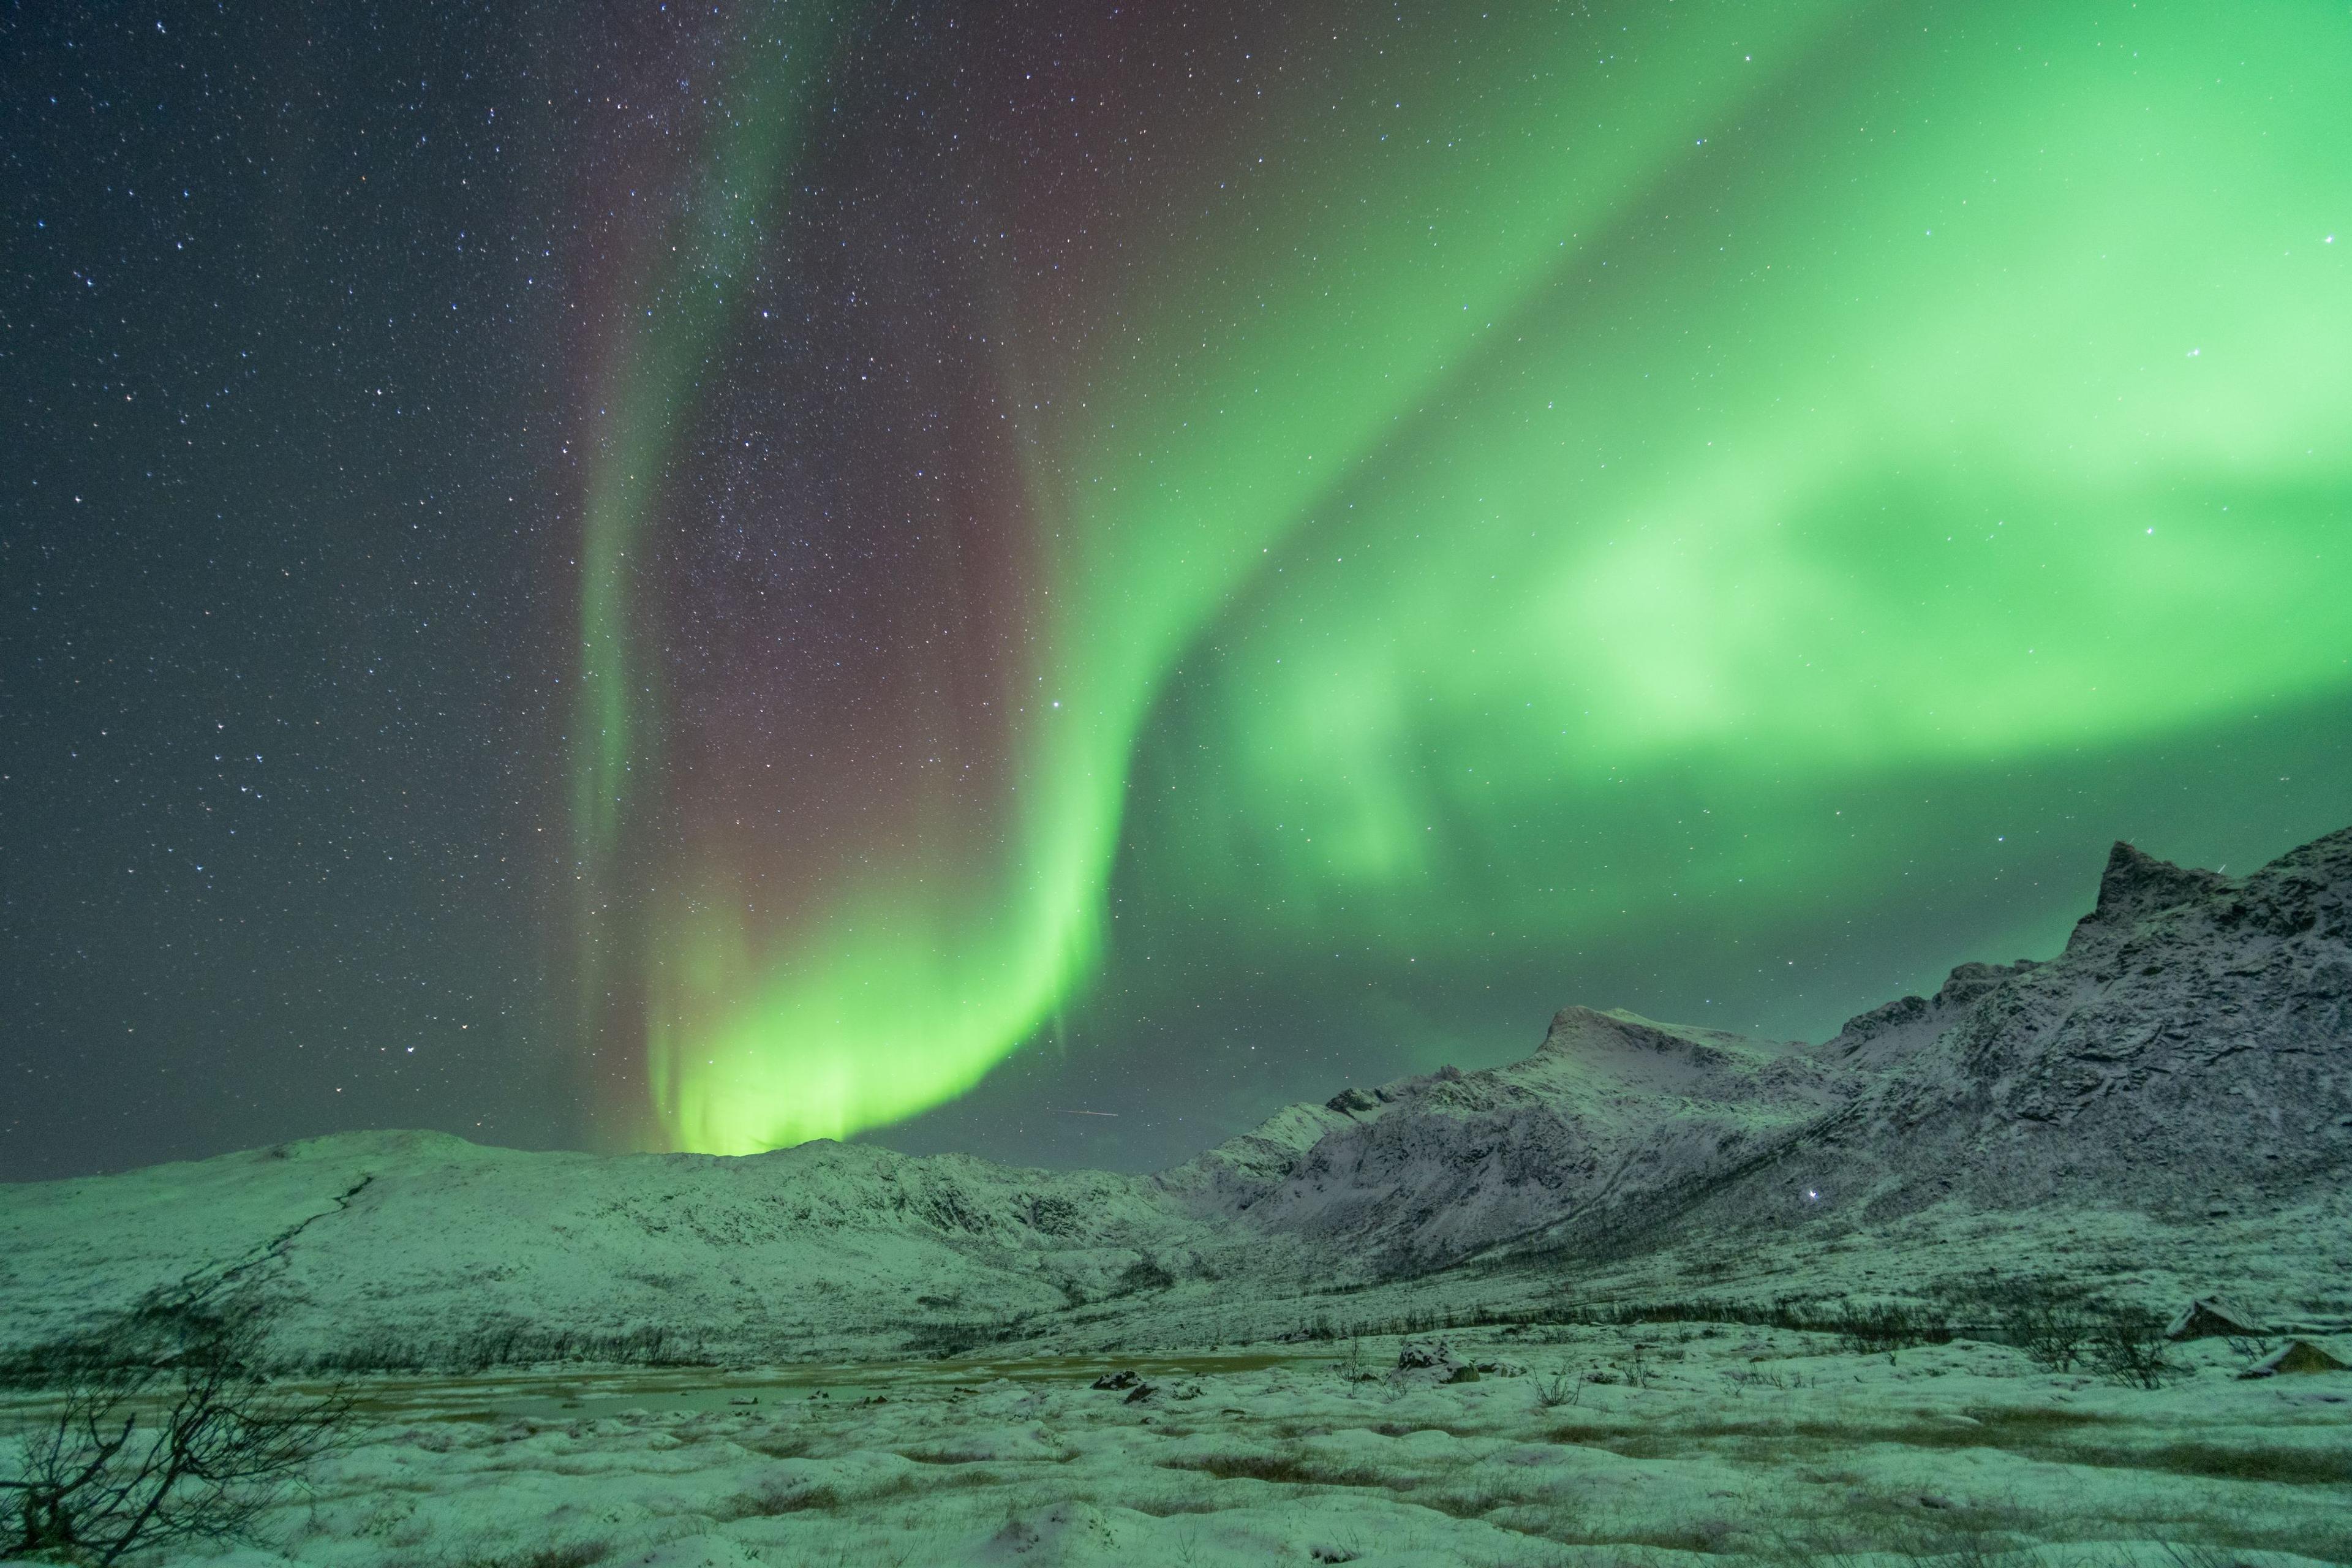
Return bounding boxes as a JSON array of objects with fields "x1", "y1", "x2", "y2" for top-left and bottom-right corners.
[
  {"x1": 467, "y1": 1543, "x2": 613, "y2": 1568},
  {"x1": 1958, "y1": 1274, "x2": 2098, "y2": 1372},
  {"x1": 1831, "y1": 1300, "x2": 1953, "y2": 1355},
  {"x1": 727, "y1": 1479, "x2": 841, "y2": 1517},
  {"x1": 2089, "y1": 1308, "x2": 2177, "y2": 1389},
  {"x1": 1114, "y1": 1253, "x2": 1176, "y2": 1295}
]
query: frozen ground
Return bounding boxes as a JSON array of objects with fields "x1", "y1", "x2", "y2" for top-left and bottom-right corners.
[{"x1": 6, "y1": 1325, "x2": 2347, "y2": 1568}]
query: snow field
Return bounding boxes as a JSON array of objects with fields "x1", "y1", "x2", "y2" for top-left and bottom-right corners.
[{"x1": 10, "y1": 1326, "x2": 2345, "y2": 1568}]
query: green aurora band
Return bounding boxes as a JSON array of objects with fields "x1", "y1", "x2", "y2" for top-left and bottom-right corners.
[{"x1": 588, "y1": 2, "x2": 2352, "y2": 1156}]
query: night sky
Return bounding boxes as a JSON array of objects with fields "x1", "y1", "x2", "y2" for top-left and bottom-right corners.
[{"x1": 5, "y1": 2, "x2": 2348, "y2": 1184}]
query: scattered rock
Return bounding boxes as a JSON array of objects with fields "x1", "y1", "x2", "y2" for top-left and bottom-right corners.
[
  {"x1": 2239, "y1": 1340, "x2": 2350, "y2": 1378},
  {"x1": 1396, "y1": 1338, "x2": 1462, "y2": 1374},
  {"x1": 1090, "y1": 1370, "x2": 1141, "y2": 1390},
  {"x1": 1390, "y1": 1338, "x2": 1523, "y2": 1383},
  {"x1": 2166, "y1": 1297, "x2": 2263, "y2": 1341},
  {"x1": 1122, "y1": 1381, "x2": 1156, "y2": 1404}
]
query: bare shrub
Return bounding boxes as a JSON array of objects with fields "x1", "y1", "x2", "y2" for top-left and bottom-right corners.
[
  {"x1": 294, "y1": 1320, "x2": 710, "y2": 1376},
  {"x1": 1964, "y1": 1276, "x2": 2097, "y2": 1372},
  {"x1": 2157, "y1": 1545, "x2": 2266, "y2": 1568},
  {"x1": 2089, "y1": 1308, "x2": 2177, "y2": 1389},
  {"x1": 1, "y1": 1295, "x2": 355, "y2": 1563},
  {"x1": 2222, "y1": 1334, "x2": 2274, "y2": 1368},
  {"x1": 726, "y1": 1478, "x2": 841, "y2": 1517},
  {"x1": 1531, "y1": 1364, "x2": 1585, "y2": 1410},
  {"x1": 1724, "y1": 1365, "x2": 1800, "y2": 1396},
  {"x1": 2008, "y1": 1302, "x2": 2095, "y2": 1372},
  {"x1": 1831, "y1": 1301, "x2": 1953, "y2": 1355}
]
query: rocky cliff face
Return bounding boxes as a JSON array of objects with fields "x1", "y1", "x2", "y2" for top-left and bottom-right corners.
[
  {"x1": 1835, "y1": 827, "x2": 2352, "y2": 1212},
  {"x1": 1518, "y1": 827, "x2": 2352, "y2": 1257}
]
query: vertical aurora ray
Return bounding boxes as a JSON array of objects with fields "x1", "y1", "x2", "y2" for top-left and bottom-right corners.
[
  {"x1": 599, "y1": 1, "x2": 2352, "y2": 1156},
  {"x1": 570, "y1": 6, "x2": 861, "y2": 1108}
]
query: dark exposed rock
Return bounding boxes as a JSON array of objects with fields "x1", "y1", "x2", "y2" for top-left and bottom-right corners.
[
  {"x1": 2092, "y1": 840, "x2": 2230, "y2": 927},
  {"x1": 1830, "y1": 993, "x2": 1929, "y2": 1055},
  {"x1": 2240, "y1": 1340, "x2": 2348, "y2": 1378},
  {"x1": 2165, "y1": 1298, "x2": 2261, "y2": 1341},
  {"x1": 1934, "y1": 959, "x2": 2041, "y2": 1010},
  {"x1": 1395, "y1": 1339, "x2": 1464, "y2": 1376}
]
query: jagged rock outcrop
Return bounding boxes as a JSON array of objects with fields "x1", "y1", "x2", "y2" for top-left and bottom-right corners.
[
  {"x1": 1824, "y1": 959, "x2": 2042, "y2": 1069},
  {"x1": 1535, "y1": 827, "x2": 2352, "y2": 1253},
  {"x1": 1849, "y1": 830, "x2": 2352, "y2": 1204}
]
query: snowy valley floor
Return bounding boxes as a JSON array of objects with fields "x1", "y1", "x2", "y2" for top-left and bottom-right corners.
[{"x1": 8, "y1": 1326, "x2": 2348, "y2": 1568}]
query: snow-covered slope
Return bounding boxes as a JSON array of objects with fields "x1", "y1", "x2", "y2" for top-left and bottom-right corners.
[
  {"x1": 3, "y1": 827, "x2": 2346, "y2": 1370},
  {"x1": 1161, "y1": 1006, "x2": 1841, "y2": 1272},
  {"x1": 0, "y1": 1130, "x2": 1208, "y2": 1368}
]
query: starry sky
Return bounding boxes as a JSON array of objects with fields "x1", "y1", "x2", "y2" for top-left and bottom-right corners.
[{"x1": 5, "y1": 2, "x2": 2348, "y2": 1183}]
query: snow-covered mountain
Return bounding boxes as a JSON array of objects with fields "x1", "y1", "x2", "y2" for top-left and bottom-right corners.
[
  {"x1": 4, "y1": 826, "x2": 2346, "y2": 1370},
  {"x1": 0, "y1": 1131, "x2": 1205, "y2": 1368},
  {"x1": 1159, "y1": 1006, "x2": 1842, "y2": 1272},
  {"x1": 1530, "y1": 826, "x2": 2352, "y2": 1260}
]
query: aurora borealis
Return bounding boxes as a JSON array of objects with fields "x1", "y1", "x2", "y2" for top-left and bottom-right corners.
[
  {"x1": 5, "y1": 1, "x2": 2348, "y2": 1180},
  {"x1": 573, "y1": 1, "x2": 2351, "y2": 1158}
]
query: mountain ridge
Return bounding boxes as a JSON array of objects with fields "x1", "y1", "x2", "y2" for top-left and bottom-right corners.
[{"x1": 4, "y1": 826, "x2": 2346, "y2": 1368}]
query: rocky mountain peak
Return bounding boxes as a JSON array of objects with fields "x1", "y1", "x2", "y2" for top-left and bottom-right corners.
[
  {"x1": 2089, "y1": 839, "x2": 2231, "y2": 927},
  {"x1": 1536, "y1": 1005, "x2": 1762, "y2": 1061}
]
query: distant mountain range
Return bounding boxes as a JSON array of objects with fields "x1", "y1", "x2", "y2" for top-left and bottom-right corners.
[{"x1": 6, "y1": 827, "x2": 2347, "y2": 1369}]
